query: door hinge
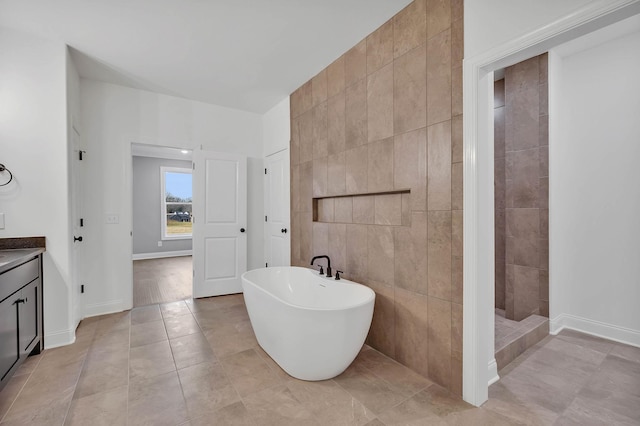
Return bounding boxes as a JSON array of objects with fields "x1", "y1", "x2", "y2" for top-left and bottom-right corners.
[
  {"x1": 265, "y1": 262, "x2": 268, "y2": 267},
  {"x1": 79, "y1": 150, "x2": 86, "y2": 161},
  {"x1": 80, "y1": 285, "x2": 85, "y2": 294},
  {"x1": 80, "y1": 218, "x2": 84, "y2": 227},
  {"x1": 192, "y1": 163, "x2": 195, "y2": 170},
  {"x1": 265, "y1": 168, "x2": 267, "y2": 174},
  {"x1": 265, "y1": 215, "x2": 267, "y2": 222}
]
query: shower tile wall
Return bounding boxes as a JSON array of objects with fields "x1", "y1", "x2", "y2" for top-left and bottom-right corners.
[
  {"x1": 289, "y1": 0, "x2": 464, "y2": 395},
  {"x1": 497, "y1": 54, "x2": 549, "y2": 321}
]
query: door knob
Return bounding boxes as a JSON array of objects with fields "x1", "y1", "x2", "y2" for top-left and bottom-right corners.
[
  {"x1": 74, "y1": 236, "x2": 83, "y2": 242},
  {"x1": 281, "y1": 228, "x2": 287, "y2": 233},
  {"x1": 240, "y1": 228, "x2": 245, "y2": 233}
]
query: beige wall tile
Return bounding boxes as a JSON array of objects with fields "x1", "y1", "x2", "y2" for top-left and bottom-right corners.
[
  {"x1": 366, "y1": 280, "x2": 396, "y2": 358},
  {"x1": 427, "y1": 0, "x2": 451, "y2": 39},
  {"x1": 298, "y1": 110, "x2": 314, "y2": 164},
  {"x1": 494, "y1": 79, "x2": 505, "y2": 108},
  {"x1": 300, "y1": 161, "x2": 313, "y2": 212},
  {"x1": 451, "y1": 66, "x2": 463, "y2": 117},
  {"x1": 451, "y1": 0, "x2": 463, "y2": 22},
  {"x1": 394, "y1": 127, "x2": 427, "y2": 211},
  {"x1": 427, "y1": 121, "x2": 452, "y2": 210},
  {"x1": 353, "y1": 195, "x2": 374, "y2": 224},
  {"x1": 494, "y1": 106, "x2": 505, "y2": 158},
  {"x1": 291, "y1": 212, "x2": 300, "y2": 263},
  {"x1": 505, "y1": 56, "x2": 539, "y2": 151},
  {"x1": 327, "y1": 152, "x2": 346, "y2": 196},
  {"x1": 290, "y1": 118, "x2": 300, "y2": 166},
  {"x1": 328, "y1": 93, "x2": 346, "y2": 156},
  {"x1": 394, "y1": 212, "x2": 428, "y2": 294},
  {"x1": 327, "y1": 56, "x2": 345, "y2": 98},
  {"x1": 334, "y1": 197, "x2": 353, "y2": 223},
  {"x1": 346, "y1": 224, "x2": 368, "y2": 281},
  {"x1": 346, "y1": 145, "x2": 368, "y2": 194},
  {"x1": 451, "y1": 255, "x2": 463, "y2": 304},
  {"x1": 328, "y1": 223, "x2": 347, "y2": 273},
  {"x1": 394, "y1": 287, "x2": 429, "y2": 378},
  {"x1": 312, "y1": 157, "x2": 327, "y2": 198},
  {"x1": 393, "y1": 0, "x2": 427, "y2": 58},
  {"x1": 300, "y1": 211, "x2": 312, "y2": 263},
  {"x1": 451, "y1": 114, "x2": 463, "y2": 164},
  {"x1": 345, "y1": 39, "x2": 367, "y2": 88},
  {"x1": 290, "y1": 87, "x2": 302, "y2": 119},
  {"x1": 428, "y1": 297, "x2": 451, "y2": 389},
  {"x1": 367, "y1": 19, "x2": 394, "y2": 74},
  {"x1": 345, "y1": 79, "x2": 368, "y2": 149},
  {"x1": 451, "y1": 162, "x2": 463, "y2": 211},
  {"x1": 291, "y1": 164, "x2": 300, "y2": 212},
  {"x1": 312, "y1": 102, "x2": 328, "y2": 159},
  {"x1": 368, "y1": 137, "x2": 394, "y2": 192},
  {"x1": 375, "y1": 194, "x2": 402, "y2": 226},
  {"x1": 317, "y1": 198, "x2": 334, "y2": 223},
  {"x1": 312, "y1": 222, "x2": 329, "y2": 259},
  {"x1": 394, "y1": 44, "x2": 427, "y2": 134},
  {"x1": 451, "y1": 210, "x2": 462, "y2": 257},
  {"x1": 367, "y1": 63, "x2": 394, "y2": 142},
  {"x1": 312, "y1": 69, "x2": 328, "y2": 107},
  {"x1": 451, "y1": 17, "x2": 463, "y2": 68},
  {"x1": 506, "y1": 148, "x2": 539, "y2": 208},
  {"x1": 451, "y1": 302, "x2": 462, "y2": 360},
  {"x1": 401, "y1": 193, "x2": 412, "y2": 226},
  {"x1": 428, "y1": 211, "x2": 452, "y2": 300},
  {"x1": 368, "y1": 225, "x2": 395, "y2": 285},
  {"x1": 511, "y1": 265, "x2": 540, "y2": 321},
  {"x1": 298, "y1": 81, "x2": 313, "y2": 115},
  {"x1": 427, "y1": 29, "x2": 451, "y2": 126}
]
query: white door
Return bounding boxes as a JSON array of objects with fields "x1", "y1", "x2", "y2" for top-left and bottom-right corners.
[
  {"x1": 264, "y1": 149, "x2": 290, "y2": 267},
  {"x1": 192, "y1": 149, "x2": 247, "y2": 297},
  {"x1": 70, "y1": 123, "x2": 85, "y2": 326}
]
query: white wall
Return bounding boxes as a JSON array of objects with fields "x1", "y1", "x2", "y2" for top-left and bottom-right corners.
[
  {"x1": 464, "y1": 0, "x2": 620, "y2": 58},
  {"x1": 0, "y1": 27, "x2": 73, "y2": 347},
  {"x1": 80, "y1": 80, "x2": 264, "y2": 316},
  {"x1": 549, "y1": 25, "x2": 640, "y2": 346},
  {"x1": 262, "y1": 97, "x2": 290, "y2": 157}
]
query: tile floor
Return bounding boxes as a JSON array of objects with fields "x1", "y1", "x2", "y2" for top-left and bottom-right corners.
[
  {"x1": 133, "y1": 256, "x2": 192, "y2": 307},
  {"x1": 495, "y1": 310, "x2": 549, "y2": 370},
  {"x1": 0, "y1": 294, "x2": 638, "y2": 425}
]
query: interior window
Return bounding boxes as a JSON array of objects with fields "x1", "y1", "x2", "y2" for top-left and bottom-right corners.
[{"x1": 161, "y1": 167, "x2": 192, "y2": 239}]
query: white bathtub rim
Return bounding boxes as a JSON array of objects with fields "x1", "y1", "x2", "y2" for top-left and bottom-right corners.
[{"x1": 241, "y1": 267, "x2": 375, "y2": 312}]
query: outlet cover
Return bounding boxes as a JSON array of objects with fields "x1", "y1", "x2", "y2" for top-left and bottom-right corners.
[
  {"x1": 105, "y1": 214, "x2": 119, "y2": 224},
  {"x1": 157, "y1": 241, "x2": 163, "y2": 247}
]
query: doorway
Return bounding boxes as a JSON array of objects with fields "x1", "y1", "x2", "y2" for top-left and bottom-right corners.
[{"x1": 131, "y1": 143, "x2": 194, "y2": 307}]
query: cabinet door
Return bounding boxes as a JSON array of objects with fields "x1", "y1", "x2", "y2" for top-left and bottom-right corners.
[
  {"x1": 19, "y1": 280, "x2": 38, "y2": 357},
  {"x1": 0, "y1": 297, "x2": 19, "y2": 381}
]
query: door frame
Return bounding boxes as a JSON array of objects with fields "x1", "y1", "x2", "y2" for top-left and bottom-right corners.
[
  {"x1": 462, "y1": 0, "x2": 640, "y2": 406},
  {"x1": 263, "y1": 148, "x2": 290, "y2": 268}
]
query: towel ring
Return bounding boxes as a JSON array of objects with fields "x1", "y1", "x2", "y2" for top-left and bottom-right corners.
[{"x1": 0, "y1": 164, "x2": 13, "y2": 186}]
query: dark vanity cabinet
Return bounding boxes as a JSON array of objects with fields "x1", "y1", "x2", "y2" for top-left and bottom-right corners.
[{"x1": 0, "y1": 254, "x2": 43, "y2": 390}]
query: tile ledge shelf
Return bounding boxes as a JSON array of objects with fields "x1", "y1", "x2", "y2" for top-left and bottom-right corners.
[{"x1": 313, "y1": 188, "x2": 410, "y2": 200}]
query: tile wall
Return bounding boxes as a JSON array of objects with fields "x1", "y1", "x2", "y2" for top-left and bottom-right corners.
[
  {"x1": 496, "y1": 54, "x2": 549, "y2": 321},
  {"x1": 290, "y1": 0, "x2": 463, "y2": 394}
]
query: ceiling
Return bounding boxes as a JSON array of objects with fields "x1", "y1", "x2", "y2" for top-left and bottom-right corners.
[{"x1": 0, "y1": 0, "x2": 411, "y2": 113}]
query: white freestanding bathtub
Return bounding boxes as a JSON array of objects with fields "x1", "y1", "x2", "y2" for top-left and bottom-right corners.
[{"x1": 241, "y1": 266, "x2": 375, "y2": 381}]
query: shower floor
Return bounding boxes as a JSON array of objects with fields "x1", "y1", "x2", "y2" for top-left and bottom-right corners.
[{"x1": 495, "y1": 309, "x2": 548, "y2": 370}]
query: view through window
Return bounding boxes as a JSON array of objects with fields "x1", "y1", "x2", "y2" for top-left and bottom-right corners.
[{"x1": 162, "y1": 167, "x2": 192, "y2": 238}]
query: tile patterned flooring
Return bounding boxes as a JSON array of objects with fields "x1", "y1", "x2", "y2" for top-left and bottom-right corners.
[
  {"x1": 133, "y1": 257, "x2": 192, "y2": 307},
  {"x1": 495, "y1": 310, "x2": 549, "y2": 370},
  {"x1": 1, "y1": 294, "x2": 639, "y2": 425}
]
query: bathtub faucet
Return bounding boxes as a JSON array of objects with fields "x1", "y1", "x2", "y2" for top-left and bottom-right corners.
[{"x1": 310, "y1": 255, "x2": 332, "y2": 278}]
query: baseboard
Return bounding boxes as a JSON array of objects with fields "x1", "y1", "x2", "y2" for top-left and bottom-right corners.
[
  {"x1": 83, "y1": 299, "x2": 126, "y2": 319},
  {"x1": 550, "y1": 313, "x2": 640, "y2": 347},
  {"x1": 488, "y1": 359, "x2": 500, "y2": 386},
  {"x1": 44, "y1": 328, "x2": 76, "y2": 349},
  {"x1": 132, "y1": 250, "x2": 192, "y2": 260}
]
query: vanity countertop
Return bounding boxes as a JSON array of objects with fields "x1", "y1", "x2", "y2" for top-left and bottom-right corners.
[{"x1": 0, "y1": 247, "x2": 45, "y2": 273}]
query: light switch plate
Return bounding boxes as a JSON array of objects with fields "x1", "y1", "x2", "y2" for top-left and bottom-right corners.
[
  {"x1": 105, "y1": 214, "x2": 119, "y2": 224},
  {"x1": 0, "y1": 213, "x2": 4, "y2": 229}
]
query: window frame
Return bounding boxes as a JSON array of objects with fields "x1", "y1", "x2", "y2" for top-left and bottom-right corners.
[{"x1": 160, "y1": 166, "x2": 193, "y2": 240}]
